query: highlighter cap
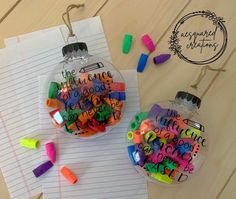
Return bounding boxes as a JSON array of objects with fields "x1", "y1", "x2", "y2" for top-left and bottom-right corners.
[
  {"x1": 33, "y1": 161, "x2": 53, "y2": 178},
  {"x1": 60, "y1": 166, "x2": 78, "y2": 184}
]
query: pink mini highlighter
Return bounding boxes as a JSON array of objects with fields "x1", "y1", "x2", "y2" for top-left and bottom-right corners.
[
  {"x1": 141, "y1": 34, "x2": 155, "y2": 53},
  {"x1": 45, "y1": 142, "x2": 56, "y2": 163}
]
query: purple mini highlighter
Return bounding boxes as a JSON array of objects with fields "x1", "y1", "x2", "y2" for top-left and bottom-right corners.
[
  {"x1": 153, "y1": 54, "x2": 171, "y2": 65},
  {"x1": 147, "y1": 104, "x2": 162, "y2": 119},
  {"x1": 33, "y1": 161, "x2": 53, "y2": 178}
]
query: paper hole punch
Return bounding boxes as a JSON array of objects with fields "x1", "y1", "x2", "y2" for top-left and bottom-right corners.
[{"x1": 126, "y1": 91, "x2": 208, "y2": 185}]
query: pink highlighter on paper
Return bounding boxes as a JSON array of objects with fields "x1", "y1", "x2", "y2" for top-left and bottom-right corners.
[{"x1": 45, "y1": 142, "x2": 56, "y2": 163}]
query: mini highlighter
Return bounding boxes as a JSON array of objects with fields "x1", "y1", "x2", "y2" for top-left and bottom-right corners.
[
  {"x1": 122, "y1": 34, "x2": 133, "y2": 54},
  {"x1": 141, "y1": 34, "x2": 155, "y2": 53},
  {"x1": 106, "y1": 82, "x2": 125, "y2": 92},
  {"x1": 48, "y1": 82, "x2": 59, "y2": 99},
  {"x1": 60, "y1": 166, "x2": 78, "y2": 184},
  {"x1": 127, "y1": 145, "x2": 137, "y2": 165},
  {"x1": 46, "y1": 98, "x2": 64, "y2": 109},
  {"x1": 137, "y1": 53, "x2": 148, "y2": 73},
  {"x1": 45, "y1": 142, "x2": 56, "y2": 163},
  {"x1": 127, "y1": 131, "x2": 134, "y2": 141},
  {"x1": 33, "y1": 161, "x2": 53, "y2": 178},
  {"x1": 133, "y1": 131, "x2": 144, "y2": 144},
  {"x1": 20, "y1": 138, "x2": 39, "y2": 149},
  {"x1": 153, "y1": 54, "x2": 171, "y2": 65}
]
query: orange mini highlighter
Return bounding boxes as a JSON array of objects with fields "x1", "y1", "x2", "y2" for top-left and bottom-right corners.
[{"x1": 60, "y1": 166, "x2": 78, "y2": 184}]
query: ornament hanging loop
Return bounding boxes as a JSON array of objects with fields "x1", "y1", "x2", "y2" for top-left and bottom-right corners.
[
  {"x1": 191, "y1": 65, "x2": 226, "y2": 89},
  {"x1": 62, "y1": 3, "x2": 85, "y2": 41}
]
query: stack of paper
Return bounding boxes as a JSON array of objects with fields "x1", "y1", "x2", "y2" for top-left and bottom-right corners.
[{"x1": 0, "y1": 16, "x2": 148, "y2": 199}]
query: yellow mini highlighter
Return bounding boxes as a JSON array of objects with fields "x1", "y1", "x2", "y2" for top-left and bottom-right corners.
[
  {"x1": 127, "y1": 131, "x2": 134, "y2": 141},
  {"x1": 20, "y1": 138, "x2": 39, "y2": 149}
]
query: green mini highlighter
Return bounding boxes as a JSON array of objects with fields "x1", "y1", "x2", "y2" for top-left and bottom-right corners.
[
  {"x1": 48, "y1": 82, "x2": 59, "y2": 99},
  {"x1": 122, "y1": 34, "x2": 133, "y2": 54}
]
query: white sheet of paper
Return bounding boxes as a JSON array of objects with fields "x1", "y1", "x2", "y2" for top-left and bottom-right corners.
[
  {"x1": 0, "y1": 16, "x2": 113, "y2": 199},
  {"x1": 0, "y1": 29, "x2": 63, "y2": 198},
  {"x1": 1, "y1": 16, "x2": 148, "y2": 199},
  {"x1": 38, "y1": 70, "x2": 148, "y2": 199}
]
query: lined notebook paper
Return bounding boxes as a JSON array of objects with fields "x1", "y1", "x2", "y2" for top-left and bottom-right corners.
[
  {"x1": 0, "y1": 38, "x2": 49, "y2": 198},
  {"x1": 0, "y1": 16, "x2": 114, "y2": 199},
  {"x1": 39, "y1": 70, "x2": 148, "y2": 199}
]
